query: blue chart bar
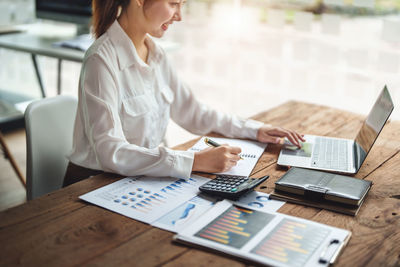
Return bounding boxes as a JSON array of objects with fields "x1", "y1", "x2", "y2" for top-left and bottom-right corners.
[
  {"x1": 110, "y1": 177, "x2": 203, "y2": 215},
  {"x1": 112, "y1": 187, "x2": 169, "y2": 213},
  {"x1": 251, "y1": 219, "x2": 330, "y2": 267},
  {"x1": 195, "y1": 206, "x2": 275, "y2": 249}
]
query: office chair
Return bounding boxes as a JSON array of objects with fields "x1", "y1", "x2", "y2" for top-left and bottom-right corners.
[{"x1": 25, "y1": 95, "x2": 78, "y2": 200}]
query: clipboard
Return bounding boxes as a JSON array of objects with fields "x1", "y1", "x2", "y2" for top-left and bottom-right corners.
[
  {"x1": 174, "y1": 200, "x2": 352, "y2": 267},
  {"x1": 319, "y1": 234, "x2": 352, "y2": 265}
]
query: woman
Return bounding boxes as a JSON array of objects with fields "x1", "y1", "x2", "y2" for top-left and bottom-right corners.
[{"x1": 63, "y1": 0, "x2": 304, "y2": 186}]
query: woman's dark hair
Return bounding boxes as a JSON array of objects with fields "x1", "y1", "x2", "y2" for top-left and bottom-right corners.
[{"x1": 92, "y1": 0, "x2": 130, "y2": 38}]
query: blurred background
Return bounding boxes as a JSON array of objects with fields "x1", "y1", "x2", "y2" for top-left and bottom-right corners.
[{"x1": 0, "y1": 0, "x2": 399, "y2": 210}]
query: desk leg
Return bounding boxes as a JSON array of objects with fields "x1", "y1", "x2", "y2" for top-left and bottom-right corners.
[
  {"x1": 57, "y1": 59, "x2": 62, "y2": 95},
  {"x1": 31, "y1": 54, "x2": 46, "y2": 98}
]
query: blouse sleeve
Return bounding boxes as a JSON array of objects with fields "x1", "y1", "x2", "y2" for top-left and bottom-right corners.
[
  {"x1": 79, "y1": 55, "x2": 194, "y2": 179},
  {"x1": 163, "y1": 56, "x2": 263, "y2": 139}
]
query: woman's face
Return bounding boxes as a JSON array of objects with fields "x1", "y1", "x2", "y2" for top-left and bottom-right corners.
[{"x1": 143, "y1": 0, "x2": 185, "y2": 38}]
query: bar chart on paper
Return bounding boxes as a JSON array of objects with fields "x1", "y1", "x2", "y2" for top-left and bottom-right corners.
[
  {"x1": 194, "y1": 205, "x2": 275, "y2": 248},
  {"x1": 251, "y1": 219, "x2": 331, "y2": 267},
  {"x1": 175, "y1": 200, "x2": 351, "y2": 267},
  {"x1": 110, "y1": 178, "x2": 203, "y2": 213},
  {"x1": 80, "y1": 176, "x2": 210, "y2": 224}
]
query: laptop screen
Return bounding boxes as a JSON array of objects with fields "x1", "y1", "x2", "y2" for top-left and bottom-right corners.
[{"x1": 354, "y1": 86, "x2": 394, "y2": 169}]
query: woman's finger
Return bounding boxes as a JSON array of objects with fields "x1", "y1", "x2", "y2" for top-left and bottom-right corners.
[
  {"x1": 285, "y1": 131, "x2": 301, "y2": 147},
  {"x1": 228, "y1": 146, "x2": 242, "y2": 155},
  {"x1": 229, "y1": 154, "x2": 241, "y2": 162}
]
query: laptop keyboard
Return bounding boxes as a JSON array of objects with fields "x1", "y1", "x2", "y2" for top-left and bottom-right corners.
[{"x1": 311, "y1": 137, "x2": 349, "y2": 171}]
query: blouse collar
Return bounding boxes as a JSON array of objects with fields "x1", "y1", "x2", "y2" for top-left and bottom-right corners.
[{"x1": 107, "y1": 20, "x2": 163, "y2": 71}]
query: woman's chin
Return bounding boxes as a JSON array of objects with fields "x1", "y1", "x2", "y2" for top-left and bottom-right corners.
[{"x1": 149, "y1": 30, "x2": 165, "y2": 39}]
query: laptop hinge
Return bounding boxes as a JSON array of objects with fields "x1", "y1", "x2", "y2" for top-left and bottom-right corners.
[{"x1": 353, "y1": 141, "x2": 359, "y2": 171}]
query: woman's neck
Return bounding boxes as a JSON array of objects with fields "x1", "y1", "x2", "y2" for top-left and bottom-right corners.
[{"x1": 118, "y1": 13, "x2": 149, "y2": 64}]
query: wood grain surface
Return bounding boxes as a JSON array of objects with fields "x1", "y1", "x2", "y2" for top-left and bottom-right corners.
[{"x1": 1, "y1": 101, "x2": 399, "y2": 267}]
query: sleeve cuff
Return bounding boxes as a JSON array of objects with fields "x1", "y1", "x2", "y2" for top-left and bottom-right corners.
[
  {"x1": 168, "y1": 149, "x2": 195, "y2": 180},
  {"x1": 241, "y1": 119, "x2": 264, "y2": 140}
]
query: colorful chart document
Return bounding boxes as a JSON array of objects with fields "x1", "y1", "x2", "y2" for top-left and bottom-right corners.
[
  {"x1": 234, "y1": 191, "x2": 285, "y2": 213},
  {"x1": 174, "y1": 200, "x2": 351, "y2": 267},
  {"x1": 189, "y1": 137, "x2": 267, "y2": 176},
  {"x1": 152, "y1": 194, "x2": 216, "y2": 232},
  {"x1": 79, "y1": 175, "x2": 285, "y2": 233},
  {"x1": 79, "y1": 175, "x2": 211, "y2": 226}
]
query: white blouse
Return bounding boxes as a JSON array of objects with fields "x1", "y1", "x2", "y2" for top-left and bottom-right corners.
[{"x1": 69, "y1": 20, "x2": 263, "y2": 179}]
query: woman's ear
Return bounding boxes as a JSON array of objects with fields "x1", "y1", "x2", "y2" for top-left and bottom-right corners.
[{"x1": 135, "y1": 0, "x2": 144, "y2": 7}]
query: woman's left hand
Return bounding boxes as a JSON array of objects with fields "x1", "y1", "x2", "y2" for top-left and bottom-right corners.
[{"x1": 257, "y1": 124, "x2": 305, "y2": 148}]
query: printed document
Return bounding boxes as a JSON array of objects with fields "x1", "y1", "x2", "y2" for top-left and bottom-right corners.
[
  {"x1": 80, "y1": 175, "x2": 210, "y2": 226},
  {"x1": 189, "y1": 137, "x2": 267, "y2": 176},
  {"x1": 175, "y1": 200, "x2": 351, "y2": 267}
]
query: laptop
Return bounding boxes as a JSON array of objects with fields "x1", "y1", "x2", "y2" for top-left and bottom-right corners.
[{"x1": 277, "y1": 86, "x2": 394, "y2": 174}]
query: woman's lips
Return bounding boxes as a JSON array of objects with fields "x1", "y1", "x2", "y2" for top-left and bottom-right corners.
[{"x1": 162, "y1": 21, "x2": 173, "y2": 31}]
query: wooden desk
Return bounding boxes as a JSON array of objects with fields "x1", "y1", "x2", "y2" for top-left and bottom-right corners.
[{"x1": 1, "y1": 101, "x2": 399, "y2": 267}]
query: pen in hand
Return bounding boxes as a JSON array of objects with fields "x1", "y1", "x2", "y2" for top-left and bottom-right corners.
[{"x1": 204, "y1": 137, "x2": 243, "y2": 160}]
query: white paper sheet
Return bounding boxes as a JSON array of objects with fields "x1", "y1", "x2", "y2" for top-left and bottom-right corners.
[
  {"x1": 234, "y1": 191, "x2": 285, "y2": 213},
  {"x1": 79, "y1": 175, "x2": 210, "y2": 224},
  {"x1": 188, "y1": 137, "x2": 267, "y2": 177},
  {"x1": 152, "y1": 194, "x2": 217, "y2": 232},
  {"x1": 152, "y1": 191, "x2": 284, "y2": 233}
]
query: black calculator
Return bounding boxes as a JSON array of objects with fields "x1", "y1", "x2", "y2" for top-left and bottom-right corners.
[{"x1": 199, "y1": 175, "x2": 269, "y2": 200}]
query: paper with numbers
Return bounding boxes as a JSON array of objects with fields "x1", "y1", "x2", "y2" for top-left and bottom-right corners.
[{"x1": 189, "y1": 136, "x2": 267, "y2": 177}]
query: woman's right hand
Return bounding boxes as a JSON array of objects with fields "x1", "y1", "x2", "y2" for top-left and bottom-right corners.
[{"x1": 192, "y1": 145, "x2": 242, "y2": 173}]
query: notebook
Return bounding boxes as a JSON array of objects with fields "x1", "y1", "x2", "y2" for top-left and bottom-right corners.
[
  {"x1": 277, "y1": 86, "x2": 394, "y2": 174},
  {"x1": 188, "y1": 136, "x2": 267, "y2": 177},
  {"x1": 270, "y1": 167, "x2": 372, "y2": 215},
  {"x1": 270, "y1": 190, "x2": 365, "y2": 216}
]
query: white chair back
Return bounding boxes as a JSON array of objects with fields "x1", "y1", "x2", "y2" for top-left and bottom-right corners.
[{"x1": 25, "y1": 95, "x2": 77, "y2": 200}]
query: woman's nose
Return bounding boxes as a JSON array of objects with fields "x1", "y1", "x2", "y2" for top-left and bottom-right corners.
[{"x1": 174, "y1": 9, "x2": 182, "y2": 21}]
